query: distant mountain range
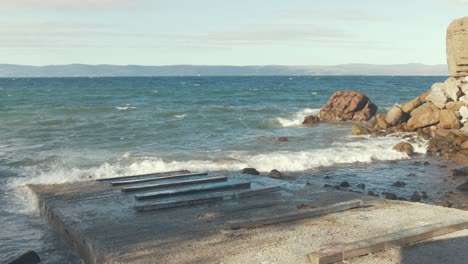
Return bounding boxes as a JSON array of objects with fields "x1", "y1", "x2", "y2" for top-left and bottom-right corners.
[{"x1": 0, "y1": 63, "x2": 448, "y2": 77}]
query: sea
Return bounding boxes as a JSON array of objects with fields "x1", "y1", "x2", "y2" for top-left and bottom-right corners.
[{"x1": 0, "y1": 75, "x2": 460, "y2": 263}]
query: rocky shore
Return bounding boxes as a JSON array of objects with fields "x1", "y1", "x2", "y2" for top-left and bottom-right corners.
[{"x1": 297, "y1": 16, "x2": 468, "y2": 209}]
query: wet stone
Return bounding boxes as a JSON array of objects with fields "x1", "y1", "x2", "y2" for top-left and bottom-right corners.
[{"x1": 392, "y1": 181, "x2": 407, "y2": 187}]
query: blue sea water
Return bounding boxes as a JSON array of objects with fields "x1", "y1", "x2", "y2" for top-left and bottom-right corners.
[{"x1": 0, "y1": 76, "x2": 451, "y2": 263}]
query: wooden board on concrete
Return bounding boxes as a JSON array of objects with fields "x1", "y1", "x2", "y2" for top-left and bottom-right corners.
[
  {"x1": 96, "y1": 170, "x2": 189, "y2": 182},
  {"x1": 121, "y1": 176, "x2": 228, "y2": 192},
  {"x1": 135, "y1": 181, "x2": 252, "y2": 200},
  {"x1": 306, "y1": 219, "x2": 468, "y2": 264},
  {"x1": 111, "y1": 172, "x2": 208, "y2": 186},
  {"x1": 135, "y1": 186, "x2": 281, "y2": 211},
  {"x1": 226, "y1": 199, "x2": 363, "y2": 230}
]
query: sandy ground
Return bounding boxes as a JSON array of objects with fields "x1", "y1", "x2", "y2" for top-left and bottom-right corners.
[{"x1": 152, "y1": 199, "x2": 468, "y2": 264}]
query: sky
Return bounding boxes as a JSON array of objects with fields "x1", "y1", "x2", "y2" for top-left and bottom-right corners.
[{"x1": 0, "y1": 0, "x2": 467, "y2": 66}]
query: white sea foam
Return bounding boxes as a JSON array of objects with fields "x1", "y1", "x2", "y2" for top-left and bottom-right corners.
[
  {"x1": 275, "y1": 108, "x2": 321, "y2": 127},
  {"x1": 7, "y1": 133, "x2": 425, "y2": 214},
  {"x1": 116, "y1": 105, "x2": 136, "y2": 111},
  {"x1": 174, "y1": 114, "x2": 186, "y2": 119}
]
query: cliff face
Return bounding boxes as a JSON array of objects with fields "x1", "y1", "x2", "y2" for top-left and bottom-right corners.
[{"x1": 447, "y1": 17, "x2": 468, "y2": 77}]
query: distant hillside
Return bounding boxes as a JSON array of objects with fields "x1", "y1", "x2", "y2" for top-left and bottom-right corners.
[{"x1": 0, "y1": 63, "x2": 448, "y2": 77}]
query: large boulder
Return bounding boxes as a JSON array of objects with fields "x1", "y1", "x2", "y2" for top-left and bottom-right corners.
[
  {"x1": 443, "y1": 78, "x2": 461, "y2": 101},
  {"x1": 447, "y1": 17, "x2": 468, "y2": 77},
  {"x1": 438, "y1": 109, "x2": 461, "y2": 129},
  {"x1": 426, "y1": 83, "x2": 448, "y2": 109},
  {"x1": 406, "y1": 103, "x2": 440, "y2": 130},
  {"x1": 318, "y1": 91, "x2": 378, "y2": 122},
  {"x1": 401, "y1": 91, "x2": 429, "y2": 113},
  {"x1": 460, "y1": 106, "x2": 468, "y2": 123},
  {"x1": 385, "y1": 105, "x2": 407, "y2": 126}
]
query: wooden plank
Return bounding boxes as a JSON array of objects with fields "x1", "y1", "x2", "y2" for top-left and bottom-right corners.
[
  {"x1": 226, "y1": 199, "x2": 363, "y2": 230},
  {"x1": 135, "y1": 181, "x2": 252, "y2": 200},
  {"x1": 135, "y1": 186, "x2": 281, "y2": 211},
  {"x1": 121, "y1": 176, "x2": 228, "y2": 192},
  {"x1": 96, "y1": 170, "x2": 189, "y2": 182},
  {"x1": 306, "y1": 219, "x2": 468, "y2": 264},
  {"x1": 111, "y1": 172, "x2": 208, "y2": 186}
]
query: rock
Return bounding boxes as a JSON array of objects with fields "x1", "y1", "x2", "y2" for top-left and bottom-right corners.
[
  {"x1": 438, "y1": 110, "x2": 461, "y2": 129},
  {"x1": 372, "y1": 114, "x2": 388, "y2": 130},
  {"x1": 421, "y1": 191, "x2": 429, "y2": 199},
  {"x1": 367, "y1": 191, "x2": 378, "y2": 196},
  {"x1": 351, "y1": 125, "x2": 370, "y2": 135},
  {"x1": 302, "y1": 115, "x2": 320, "y2": 125},
  {"x1": 443, "y1": 78, "x2": 461, "y2": 101},
  {"x1": 436, "y1": 128, "x2": 454, "y2": 138},
  {"x1": 456, "y1": 179, "x2": 468, "y2": 190},
  {"x1": 241, "y1": 168, "x2": 260, "y2": 175},
  {"x1": 410, "y1": 192, "x2": 422, "y2": 202},
  {"x1": 269, "y1": 169, "x2": 285, "y2": 179},
  {"x1": 401, "y1": 92, "x2": 429, "y2": 113},
  {"x1": 357, "y1": 183, "x2": 366, "y2": 189},
  {"x1": 8, "y1": 251, "x2": 40, "y2": 264},
  {"x1": 323, "y1": 184, "x2": 333, "y2": 188},
  {"x1": 441, "y1": 201, "x2": 453, "y2": 208},
  {"x1": 318, "y1": 90, "x2": 378, "y2": 122},
  {"x1": 426, "y1": 83, "x2": 448, "y2": 109},
  {"x1": 385, "y1": 105, "x2": 407, "y2": 126},
  {"x1": 406, "y1": 103, "x2": 440, "y2": 131},
  {"x1": 384, "y1": 192, "x2": 397, "y2": 200},
  {"x1": 278, "y1": 137, "x2": 288, "y2": 142},
  {"x1": 453, "y1": 165, "x2": 468, "y2": 176},
  {"x1": 461, "y1": 140, "x2": 468, "y2": 150},
  {"x1": 339, "y1": 181, "x2": 350, "y2": 187},
  {"x1": 393, "y1": 142, "x2": 414, "y2": 156},
  {"x1": 446, "y1": 101, "x2": 465, "y2": 111},
  {"x1": 460, "y1": 106, "x2": 468, "y2": 123},
  {"x1": 397, "y1": 197, "x2": 408, "y2": 201},
  {"x1": 447, "y1": 17, "x2": 468, "y2": 77},
  {"x1": 392, "y1": 181, "x2": 407, "y2": 187}
]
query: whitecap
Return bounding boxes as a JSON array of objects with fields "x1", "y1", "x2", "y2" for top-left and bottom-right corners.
[
  {"x1": 116, "y1": 106, "x2": 136, "y2": 111},
  {"x1": 275, "y1": 108, "x2": 321, "y2": 127},
  {"x1": 174, "y1": 114, "x2": 186, "y2": 119}
]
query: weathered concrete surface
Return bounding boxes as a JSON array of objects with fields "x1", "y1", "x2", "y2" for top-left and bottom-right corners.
[
  {"x1": 29, "y1": 172, "x2": 365, "y2": 264},
  {"x1": 447, "y1": 17, "x2": 468, "y2": 77},
  {"x1": 29, "y1": 172, "x2": 468, "y2": 264}
]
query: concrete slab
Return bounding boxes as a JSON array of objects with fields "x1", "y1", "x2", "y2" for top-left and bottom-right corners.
[{"x1": 29, "y1": 171, "x2": 468, "y2": 264}]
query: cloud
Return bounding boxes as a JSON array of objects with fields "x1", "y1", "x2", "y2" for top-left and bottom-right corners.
[
  {"x1": 172, "y1": 24, "x2": 351, "y2": 44},
  {"x1": 0, "y1": 0, "x2": 157, "y2": 12},
  {"x1": 287, "y1": 9, "x2": 385, "y2": 21},
  {"x1": 436, "y1": 0, "x2": 468, "y2": 4}
]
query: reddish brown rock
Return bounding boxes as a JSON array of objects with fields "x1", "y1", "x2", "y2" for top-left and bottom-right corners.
[
  {"x1": 371, "y1": 114, "x2": 388, "y2": 130},
  {"x1": 302, "y1": 115, "x2": 320, "y2": 125},
  {"x1": 406, "y1": 104, "x2": 440, "y2": 131},
  {"x1": 318, "y1": 91, "x2": 378, "y2": 122},
  {"x1": 438, "y1": 110, "x2": 461, "y2": 129}
]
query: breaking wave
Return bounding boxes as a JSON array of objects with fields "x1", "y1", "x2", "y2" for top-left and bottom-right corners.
[{"x1": 275, "y1": 108, "x2": 321, "y2": 127}]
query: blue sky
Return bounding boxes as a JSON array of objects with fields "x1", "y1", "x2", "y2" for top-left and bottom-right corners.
[{"x1": 1, "y1": 0, "x2": 467, "y2": 66}]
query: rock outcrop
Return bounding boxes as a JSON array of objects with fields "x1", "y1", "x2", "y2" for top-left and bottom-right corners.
[
  {"x1": 302, "y1": 115, "x2": 320, "y2": 125},
  {"x1": 318, "y1": 90, "x2": 378, "y2": 122},
  {"x1": 447, "y1": 17, "x2": 468, "y2": 77}
]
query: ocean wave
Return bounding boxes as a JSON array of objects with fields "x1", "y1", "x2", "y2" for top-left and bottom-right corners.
[
  {"x1": 116, "y1": 105, "x2": 137, "y2": 111},
  {"x1": 275, "y1": 108, "x2": 321, "y2": 127},
  {"x1": 6, "y1": 134, "x2": 424, "y2": 214}
]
